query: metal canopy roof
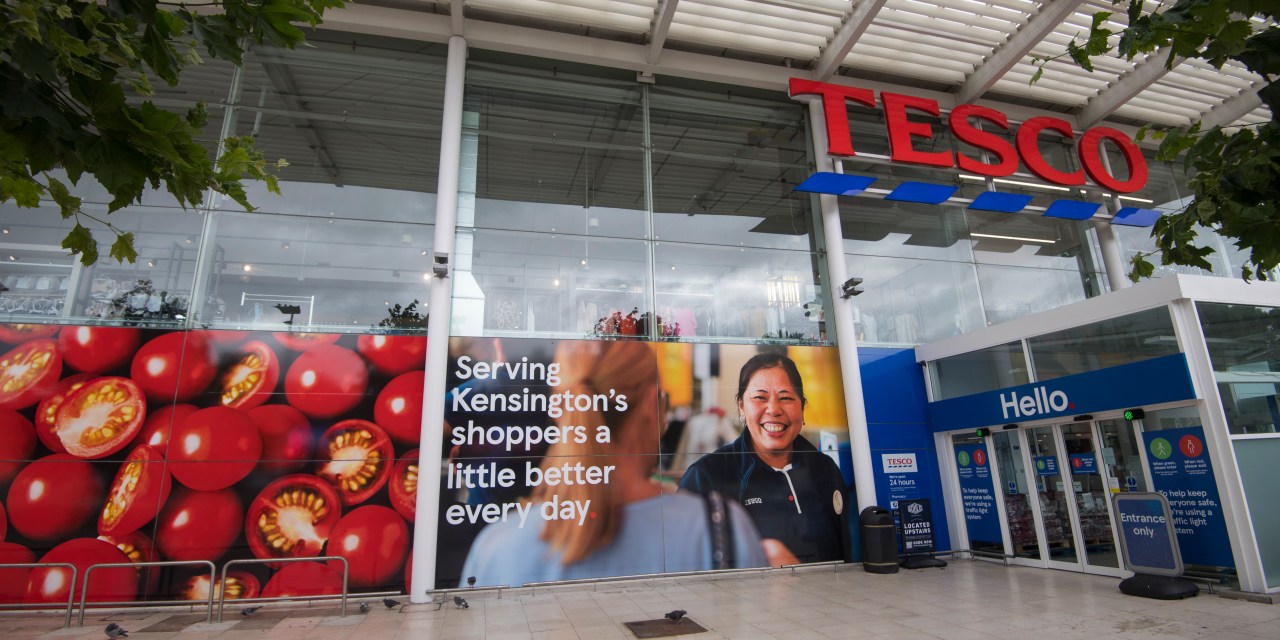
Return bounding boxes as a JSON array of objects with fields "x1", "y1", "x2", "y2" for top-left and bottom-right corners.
[{"x1": 331, "y1": 0, "x2": 1270, "y2": 131}]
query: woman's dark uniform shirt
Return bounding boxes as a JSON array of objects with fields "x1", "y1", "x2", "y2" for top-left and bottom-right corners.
[{"x1": 679, "y1": 430, "x2": 850, "y2": 563}]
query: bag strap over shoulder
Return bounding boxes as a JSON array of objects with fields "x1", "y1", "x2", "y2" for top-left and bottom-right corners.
[{"x1": 703, "y1": 490, "x2": 735, "y2": 570}]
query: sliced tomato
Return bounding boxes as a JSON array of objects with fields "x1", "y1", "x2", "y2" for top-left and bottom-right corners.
[
  {"x1": 54, "y1": 376, "x2": 147, "y2": 459},
  {"x1": 0, "y1": 409, "x2": 36, "y2": 486},
  {"x1": 33, "y1": 373, "x2": 97, "y2": 454},
  {"x1": 98, "y1": 529, "x2": 161, "y2": 595},
  {"x1": 0, "y1": 339, "x2": 61, "y2": 410},
  {"x1": 98, "y1": 445, "x2": 172, "y2": 537},
  {"x1": 218, "y1": 340, "x2": 279, "y2": 409},
  {"x1": 0, "y1": 323, "x2": 59, "y2": 344},
  {"x1": 183, "y1": 570, "x2": 260, "y2": 601},
  {"x1": 245, "y1": 474, "x2": 342, "y2": 563},
  {"x1": 272, "y1": 332, "x2": 341, "y2": 352},
  {"x1": 316, "y1": 420, "x2": 393, "y2": 506},
  {"x1": 389, "y1": 451, "x2": 419, "y2": 522}
]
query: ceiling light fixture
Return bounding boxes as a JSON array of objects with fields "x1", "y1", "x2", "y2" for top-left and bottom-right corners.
[{"x1": 970, "y1": 232, "x2": 1055, "y2": 244}]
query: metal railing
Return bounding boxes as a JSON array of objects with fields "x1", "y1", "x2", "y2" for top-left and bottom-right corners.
[
  {"x1": 0, "y1": 562, "x2": 77, "y2": 628},
  {"x1": 78, "y1": 560, "x2": 215, "y2": 627},
  {"x1": 216, "y1": 556, "x2": 349, "y2": 622}
]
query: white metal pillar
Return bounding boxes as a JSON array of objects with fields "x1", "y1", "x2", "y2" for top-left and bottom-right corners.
[
  {"x1": 410, "y1": 33, "x2": 466, "y2": 600},
  {"x1": 1096, "y1": 151, "x2": 1131, "y2": 292},
  {"x1": 804, "y1": 99, "x2": 878, "y2": 511}
]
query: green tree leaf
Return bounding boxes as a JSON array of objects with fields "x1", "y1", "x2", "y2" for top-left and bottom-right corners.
[{"x1": 61, "y1": 223, "x2": 99, "y2": 265}]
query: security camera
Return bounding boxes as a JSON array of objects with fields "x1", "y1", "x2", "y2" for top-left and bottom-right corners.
[
  {"x1": 839, "y1": 277, "x2": 864, "y2": 299},
  {"x1": 433, "y1": 252, "x2": 450, "y2": 278}
]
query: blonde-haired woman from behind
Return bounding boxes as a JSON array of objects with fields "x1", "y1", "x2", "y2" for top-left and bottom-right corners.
[{"x1": 460, "y1": 339, "x2": 766, "y2": 586}]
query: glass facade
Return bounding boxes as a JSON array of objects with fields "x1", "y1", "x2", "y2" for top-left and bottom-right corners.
[
  {"x1": 1197, "y1": 303, "x2": 1280, "y2": 435},
  {"x1": 1027, "y1": 307, "x2": 1179, "y2": 381}
]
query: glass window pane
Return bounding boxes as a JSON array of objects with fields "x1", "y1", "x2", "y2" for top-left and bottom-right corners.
[
  {"x1": 653, "y1": 243, "x2": 822, "y2": 343},
  {"x1": 931, "y1": 341, "x2": 1029, "y2": 401},
  {"x1": 845, "y1": 254, "x2": 984, "y2": 345},
  {"x1": 1233, "y1": 438, "x2": 1280, "y2": 588},
  {"x1": 452, "y1": 228, "x2": 650, "y2": 338},
  {"x1": 976, "y1": 264, "x2": 1090, "y2": 326},
  {"x1": 202, "y1": 211, "x2": 434, "y2": 331},
  {"x1": 649, "y1": 82, "x2": 813, "y2": 251},
  {"x1": 1028, "y1": 306, "x2": 1178, "y2": 381},
  {"x1": 1197, "y1": 302, "x2": 1280, "y2": 435}
]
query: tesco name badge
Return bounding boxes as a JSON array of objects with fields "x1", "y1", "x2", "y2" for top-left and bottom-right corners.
[{"x1": 882, "y1": 453, "x2": 918, "y2": 473}]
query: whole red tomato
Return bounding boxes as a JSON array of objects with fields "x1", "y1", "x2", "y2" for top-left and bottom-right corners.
[
  {"x1": 183, "y1": 569, "x2": 260, "y2": 601},
  {"x1": 245, "y1": 474, "x2": 342, "y2": 563},
  {"x1": 389, "y1": 451, "x2": 419, "y2": 522},
  {"x1": 54, "y1": 377, "x2": 147, "y2": 459},
  {"x1": 325, "y1": 505, "x2": 409, "y2": 588},
  {"x1": 99, "y1": 529, "x2": 161, "y2": 595},
  {"x1": 130, "y1": 332, "x2": 216, "y2": 403},
  {"x1": 316, "y1": 420, "x2": 393, "y2": 506},
  {"x1": 25, "y1": 538, "x2": 136, "y2": 604},
  {"x1": 33, "y1": 373, "x2": 97, "y2": 454},
  {"x1": 0, "y1": 323, "x2": 58, "y2": 344},
  {"x1": 7, "y1": 453, "x2": 103, "y2": 540},
  {"x1": 217, "y1": 340, "x2": 280, "y2": 410},
  {"x1": 284, "y1": 345, "x2": 368, "y2": 419},
  {"x1": 58, "y1": 326, "x2": 140, "y2": 374},
  {"x1": 168, "y1": 406, "x2": 262, "y2": 491},
  {"x1": 132, "y1": 403, "x2": 197, "y2": 451},
  {"x1": 374, "y1": 370, "x2": 424, "y2": 445},
  {"x1": 0, "y1": 338, "x2": 61, "y2": 410},
  {"x1": 0, "y1": 409, "x2": 36, "y2": 486},
  {"x1": 98, "y1": 445, "x2": 172, "y2": 537},
  {"x1": 404, "y1": 550, "x2": 412, "y2": 595},
  {"x1": 0, "y1": 542, "x2": 35, "y2": 604},
  {"x1": 0, "y1": 500, "x2": 6, "y2": 540},
  {"x1": 155, "y1": 487, "x2": 243, "y2": 562},
  {"x1": 261, "y1": 561, "x2": 343, "y2": 598},
  {"x1": 356, "y1": 334, "x2": 426, "y2": 376},
  {"x1": 272, "y1": 332, "x2": 341, "y2": 352},
  {"x1": 245, "y1": 404, "x2": 313, "y2": 476}
]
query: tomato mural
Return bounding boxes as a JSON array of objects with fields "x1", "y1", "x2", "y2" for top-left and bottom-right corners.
[{"x1": 0, "y1": 322, "x2": 427, "y2": 603}]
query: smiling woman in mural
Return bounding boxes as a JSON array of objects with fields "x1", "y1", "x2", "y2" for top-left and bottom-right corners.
[
  {"x1": 680, "y1": 352, "x2": 850, "y2": 566},
  {"x1": 460, "y1": 340, "x2": 766, "y2": 587}
]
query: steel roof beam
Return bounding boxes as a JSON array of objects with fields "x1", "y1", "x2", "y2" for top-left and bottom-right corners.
[
  {"x1": 1198, "y1": 84, "x2": 1264, "y2": 130},
  {"x1": 957, "y1": 0, "x2": 1086, "y2": 104},
  {"x1": 813, "y1": 0, "x2": 887, "y2": 82},
  {"x1": 1077, "y1": 50, "x2": 1180, "y2": 128},
  {"x1": 646, "y1": 0, "x2": 680, "y2": 66},
  {"x1": 259, "y1": 60, "x2": 345, "y2": 186}
]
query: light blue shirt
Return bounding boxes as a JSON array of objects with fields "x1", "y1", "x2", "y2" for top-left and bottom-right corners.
[{"x1": 460, "y1": 491, "x2": 766, "y2": 587}]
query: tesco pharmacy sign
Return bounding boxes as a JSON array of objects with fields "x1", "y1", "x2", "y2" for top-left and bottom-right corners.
[{"x1": 790, "y1": 78, "x2": 1149, "y2": 194}]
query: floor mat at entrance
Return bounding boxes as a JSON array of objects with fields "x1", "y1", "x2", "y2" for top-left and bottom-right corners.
[{"x1": 622, "y1": 618, "x2": 708, "y2": 638}]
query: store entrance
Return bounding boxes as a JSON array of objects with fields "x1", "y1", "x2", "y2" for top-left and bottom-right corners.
[{"x1": 990, "y1": 420, "x2": 1135, "y2": 577}]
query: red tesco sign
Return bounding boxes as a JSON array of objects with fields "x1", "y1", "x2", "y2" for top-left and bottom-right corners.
[{"x1": 789, "y1": 78, "x2": 1149, "y2": 194}]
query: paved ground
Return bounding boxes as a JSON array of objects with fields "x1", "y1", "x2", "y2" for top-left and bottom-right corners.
[{"x1": 6, "y1": 559, "x2": 1278, "y2": 639}]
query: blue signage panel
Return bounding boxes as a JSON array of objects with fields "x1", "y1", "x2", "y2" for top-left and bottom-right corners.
[
  {"x1": 954, "y1": 444, "x2": 1002, "y2": 545},
  {"x1": 1142, "y1": 426, "x2": 1234, "y2": 568},
  {"x1": 1033, "y1": 455, "x2": 1058, "y2": 476},
  {"x1": 928, "y1": 353, "x2": 1196, "y2": 432},
  {"x1": 1069, "y1": 453, "x2": 1098, "y2": 475},
  {"x1": 1113, "y1": 492, "x2": 1182, "y2": 575}
]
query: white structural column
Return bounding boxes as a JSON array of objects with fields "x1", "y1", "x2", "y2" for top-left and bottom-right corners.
[
  {"x1": 410, "y1": 34, "x2": 467, "y2": 601},
  {"x1": 805, "y1": 99, "x2": 878, "y2": 511},
  {"x1": 1096, "y1": 151, "x2": 1131, "y2": 291}
]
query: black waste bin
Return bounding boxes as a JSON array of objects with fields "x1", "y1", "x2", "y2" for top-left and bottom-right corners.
[{"x1": 859, "y1": 506, "x2": 899, "y2": 574}]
